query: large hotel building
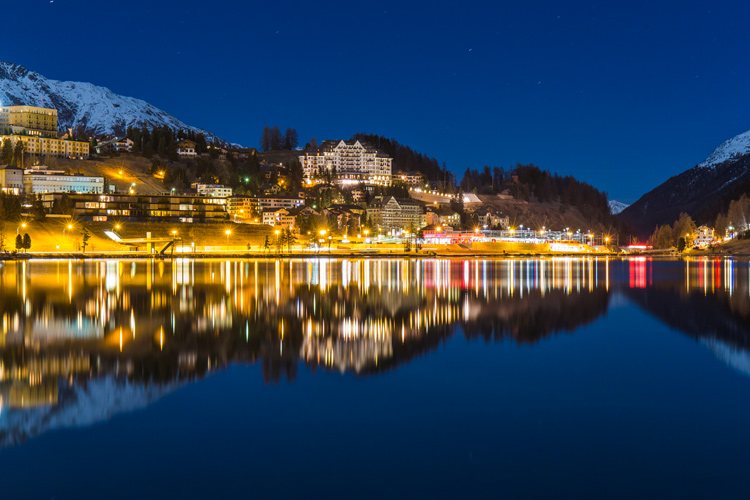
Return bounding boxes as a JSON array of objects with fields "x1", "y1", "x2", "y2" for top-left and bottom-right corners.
[
  {"x1": 0, "y1": 105, "x2": 89, "y2": 159},
  {"x1": 299, "y1": 140, "x2": 392, "y2": 187}
]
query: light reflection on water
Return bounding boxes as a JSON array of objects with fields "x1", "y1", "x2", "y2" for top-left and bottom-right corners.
[{"x1": 0, "y1": 257, "x2": 749, "y2": 448}]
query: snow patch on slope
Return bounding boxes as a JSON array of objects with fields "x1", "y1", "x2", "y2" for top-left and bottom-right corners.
[
  {"x1": 0, "y1": 61, "x2": 226, "y2": 143},
  {"x1": 609, "y1": 200, "x2": 629, "y2": 215},
  {"x1": 698, "y1": 128, "x2": 750, "y2": 169}
]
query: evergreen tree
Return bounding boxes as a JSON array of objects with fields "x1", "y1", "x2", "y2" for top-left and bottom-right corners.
[
  {"x1": 284, "y1": 128, "x2": 299, "y2": 150},
  {"x1": 270, "y1": 126, "x2": 283, "y2": 150},
  {"x1": 1, "y1": 139, "x2": 14, "y2": 165},
  {"x1": 13, "y1": 141, "x2": 25, "y2": 168},
  {"x1": 15, "y1": 234, "x2": 22, "y2": 252},
  {"x1": 81, "y1": 228, "x2": 91, "y2": 253},
  {"x1": 31, "y1": 194, "x2": 46, "y2": 221},
  {"x1": 309, "y1": 137, "x2": 318, "y2": 149},
  {"x1": 22, "y1": 233, "x2": 31, "y2": 251},
  {"x1": 260, "y1": 126, "x2": 272, "y2": 152}
]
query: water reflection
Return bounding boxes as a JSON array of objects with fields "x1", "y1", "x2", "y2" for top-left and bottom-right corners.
[{"x1": 1, "y1": 256, "x2": 749, "y2": 447}]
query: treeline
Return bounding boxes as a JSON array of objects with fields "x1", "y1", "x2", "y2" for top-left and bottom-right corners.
[
  {"x1": 650, "y1": 212, "x2": 698, "y2": 250},
  {"x1": 126, "y1": 126, "x2": 210, "y2": 160},
  {"x1": 350, "y1": 133, "x2": 452, "y2": 183},
  {"x1": 1, "y1": 138, "x2": 27, "y2": 167},
  {"x1": 461, "y1": 164, "x2": 612, "y2": 223},
  {"x1": 259, "y1": 126, "x2": 298, "y2": 152},
  {"x1": 714, "y1": 194, "x2": 750, "y2": 238}
]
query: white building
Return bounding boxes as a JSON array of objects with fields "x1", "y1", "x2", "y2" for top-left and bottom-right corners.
[
  {"x1": 177, "y1": 139, "x2": 197, "y2": 157},
  {"x1": 0, "y1": 166, "x2": 23, "y2": 195},
  {"x1": 23, "y1": 172, "x2": 105, "y2": 194},
  {"x1": 694, "y1": 226, "x2": 714, "y2": 247},
  {"x1": 299, "y1": 140, "x2": 392, "y2": 187},
  {"x1": 194, "y1": 184, "x2": 232, "y2": 198}
]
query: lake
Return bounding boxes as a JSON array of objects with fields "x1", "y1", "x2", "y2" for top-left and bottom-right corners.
[{"x1": 1, "y1": 257, "x2": 750, "y2": 499}]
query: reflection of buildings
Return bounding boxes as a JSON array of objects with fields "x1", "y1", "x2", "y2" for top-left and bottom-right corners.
[{"x1": 0, "y1": 257, "x2": 617, "y2": 447}]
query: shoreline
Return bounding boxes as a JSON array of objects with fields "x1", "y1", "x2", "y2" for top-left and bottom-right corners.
[{"x1": 0, "y1": 250, "x2": 743, "y2": 260}]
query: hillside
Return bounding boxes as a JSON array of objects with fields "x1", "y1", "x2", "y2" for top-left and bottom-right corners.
[
  {"x1": 477, "y1": 195, "x2": 609, "y2": 233},
  {"x1": 0, "y1": 61, "x2": 228, "y2": 143},
  {"x1": 619, "y1": 127, "x2": 750, "y2": 235}
]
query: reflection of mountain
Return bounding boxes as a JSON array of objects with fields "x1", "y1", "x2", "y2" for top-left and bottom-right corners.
[
  {"x1": 0, "y1": 375, "x2": 181, "y2": 448},
  {"x1": 622, "y1": 258, "x2": 750, "y2": 373},
  {"x1": 0, "y1": 258, "x2": 613, "y2": 447}
]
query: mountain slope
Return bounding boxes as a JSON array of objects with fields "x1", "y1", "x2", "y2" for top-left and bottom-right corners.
[
  {"x1": 0, "y1": 61, "x2": 225, "y2": 142},
  {"x1": 618, "y1": 128, "x2": 750, "y2": 235},
  {"x1": 608, "y1": 200, "x2": 629, "y2": 215}
]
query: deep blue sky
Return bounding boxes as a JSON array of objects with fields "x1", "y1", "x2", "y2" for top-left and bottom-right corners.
[{"x1": 4, "y1": 0, "x2": 750, "y2": 203}]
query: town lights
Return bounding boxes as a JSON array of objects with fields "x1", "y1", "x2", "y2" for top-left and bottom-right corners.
[{"x1": 320, "y1": 229, "x2": 327, "y2": 236}]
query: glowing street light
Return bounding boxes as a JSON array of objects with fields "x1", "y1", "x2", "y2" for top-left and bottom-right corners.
[
  {"x1": 17, "y1": 222, "x2": 26, "y2": 235},
  {"x1": 225, "y1": 229, "x2": 232, "y2": 246}
]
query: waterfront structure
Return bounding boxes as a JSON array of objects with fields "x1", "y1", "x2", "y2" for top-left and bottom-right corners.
[
  {"x1": 475, "y1": 208, "x2": 509, "y2": 229},
  {"x1": 299, "y1": 140, "x2": 392, "y2": 187},
  {"x1": 694, "y1": 226, "x2": 714, "y2": 247},
  {"x1": 0, "y1": 165, "x2": 23, "y2": 195},
  {"x1": 367, "y1": 195, "x2": 424, "y2": 232},
  {"x1": 42, "y1": 193, "x2": 228, "y2": 222},
  {"x1": 0, "y1": 105, "x2": 89, "y2": 158}
]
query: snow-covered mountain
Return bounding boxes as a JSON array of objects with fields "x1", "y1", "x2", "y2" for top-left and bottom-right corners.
[
  {"x1": 619, "y1": 127, "x2": 750, "y2": 234},
  {"x1": 0, "y1": 61, "x2": 226, "y2": 142},
  {"x1": 698, "y1": 128, "x2": 750, "y2": 169},
  {"x1": 608, "y1": 200, "x2": 629, "y2": 215}
]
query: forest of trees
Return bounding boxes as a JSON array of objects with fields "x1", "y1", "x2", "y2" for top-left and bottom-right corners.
[
  {"x1": 650, "y1": 212, "x2": 697, "y2": 250},
  {"x1": 349, "y1": 133, "x2": 453, "y2": 183},
  {"x1": 460, "y1": 164, "x2": 613, "y2": 225},
  {"x1": 126, "y1": 125, "x2": 211, "y2": 160},
  {"x1": 259, "y1": 126, "x2": 298, "y2": 152}
]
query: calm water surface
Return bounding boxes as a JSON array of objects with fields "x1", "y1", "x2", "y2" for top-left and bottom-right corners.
[{"x1": 1, "y1": 257, "x2": 750, "y2": 499}]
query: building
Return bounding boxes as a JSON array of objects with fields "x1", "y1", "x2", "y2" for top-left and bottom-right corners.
[
  {"x1": 299, "y1": 140, "x2": 392, "y2": 187},
  {"x1": 95, "y1": 137, "x2": 133, "y2": 154},
  {"x1": 393, "y1": 170, "x2": 424, "y2": 187},
  {"x1": 177, "y1": 139, "x2": 197, "y2": 158},
  {"x1": 0, "y1": 165, "x2": 23, "y2": 195},
  {"x1": 194, "y1": 184, "x2": 233, "y2": 198},
  {"x1": 0, "y1": 105, "x2": 58, "y2": 137},
  {"x1": 24, "y1": 169, "x2": 105, "y2": 194},
  {"x1": 694, "y1": 226, "x2": 714, "y2": 247},
  {"x1": 436, "y1": 209, "x2": 461, "y2": 228},
  {"x1": 367, "y1": 196, "x2": 424, "y2": 232},
  {"x1": 261, "y1": 208, "x2": 295, "y2": 229},
  {"x1": 475, "y1": 208, "x2": 509, "y2": 229},
  {"x1": 42, "y1": 193, "x2": 228, "y2": 223},
  {"x1": 0, "y1": 105, "x2": 90, "y2": 159},
  {"x1": 227, "y1": 195, "x2": 304, "y2": 221}
]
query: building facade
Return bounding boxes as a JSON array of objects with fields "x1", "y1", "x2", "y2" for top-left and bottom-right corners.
[
  {"x1": 0, "y1": 166, "x2": 23, "y2": 195},
  {"x1": 227, "y1": 195, "x2": 304, "y2": 221},
  {"x1": 24, "y1": 172, "x2": 105, "y2": 194},
  {"x1": 367, "y1": 196, "x2": 424, "y2": 232},
  {"x1": 42, "y1": 193, "x2": 228, "y2": 223},
  {"x1": 299, "y1": 140, "x2": 392, "y2": 187},
  {"x1": 0, "y1": 105, "x2": 90, "y2": 159},
  {"x1": 195, "y1": 184, "x2": 233, "y2": 198},
  {"x1": 177, "y1": 140, "x2": 197, "y2": 157}
]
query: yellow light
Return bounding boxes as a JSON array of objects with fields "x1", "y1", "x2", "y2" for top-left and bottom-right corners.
[
  {"x1": 275, "y1": 230, "x2": 280, "y2": 235},
  {"x1": 226, "y1": 230, "x2": 231, "y2": 235},
  {"x1": 67, "y1": 224, "x2": 73, "y2": 229},
  {"x1": 320, "y1": 229, "x2": 327, "y2": 236},
  {"x1": 21, "y1": 223, "x2": 26, "y2": 228}
]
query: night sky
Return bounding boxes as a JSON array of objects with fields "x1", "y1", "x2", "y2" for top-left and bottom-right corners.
[{"x1": 4, "y1": 0, "x2": 750, "y2": 203}]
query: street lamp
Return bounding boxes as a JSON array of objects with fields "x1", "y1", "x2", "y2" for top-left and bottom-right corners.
[
  {"x1": 17, "y1": 222, "x2": 26, "y2": 235},
  {"x1": 225, "y1": 229, "x2": 232, "y2": 246},
  {"x1": 63, "y1": 223, "x2": 73, "y2": 237}
]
